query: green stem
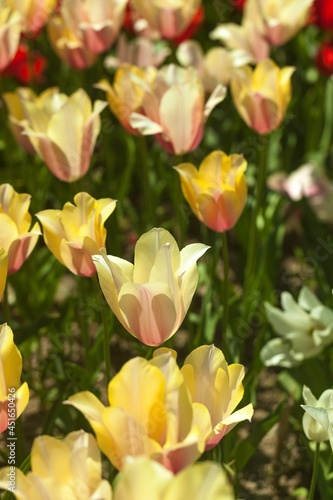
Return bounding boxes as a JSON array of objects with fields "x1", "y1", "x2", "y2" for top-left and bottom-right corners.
[
  {"x1": 138, "y1": 136, "x2": 154, "y2": 230},
  {"x1": 319, "y1": 78, "x2": 333, "y2": 157},
  {"x1": 308, "y1": 441, "x2": 321, "y2": 500},
  {"x1": 92, "y1": 275, "x2": 111, "y2": 390},
  {"x1": 244, "y1": 139, "x2": 268, "y2": 297},
  {"x1": 221, "y1": 231, "x2": 230, "y2": 337}
]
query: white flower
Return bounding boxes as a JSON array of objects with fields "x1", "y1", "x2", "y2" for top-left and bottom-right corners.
[
  {"x1": 260, "y1": 287, "x2": 333, "y2": 367},
  {"x1": 301, "y1": 386, "x2": 333, "y2": 443}
]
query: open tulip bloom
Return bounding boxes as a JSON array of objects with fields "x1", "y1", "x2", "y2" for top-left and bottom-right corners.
[
  {"x1": 93, "y1": 227, "x2": 209, "y2": 346},
  {"x1": 261, "y1": 286, "x2": 333, "y2": 367},
  {"x1": 301, "y1": 385, "x2": 333, "y2": 445},
  {"x1": 67, "y1": 345, "x2": 252, "y2": 473}
]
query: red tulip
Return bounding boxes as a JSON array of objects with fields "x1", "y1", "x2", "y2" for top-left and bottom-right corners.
[
  {"x1": 1, "y1": 44, "x2": 46, "y2": 83},
  {"x1": 313, "y1": 0, "x2": 333, "y2": 31},
  {"x1": 233, "y1": 0, "x2": 246, "y2": 11},
  {"x1": 316, "y1": 39, "x2": 333, "y2": 76}
]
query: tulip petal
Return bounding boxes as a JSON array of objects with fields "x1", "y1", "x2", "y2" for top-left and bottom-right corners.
[
  {"x1": 30, "y1": 435, "x2": 71, "y2": 482},
  {"x1": 0, "y1": 248, "x2": 8, "y2": 302}
]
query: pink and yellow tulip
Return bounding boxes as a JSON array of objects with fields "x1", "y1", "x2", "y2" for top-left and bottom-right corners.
[
  {"x1": 0, "y1": 430, "x2": 112, "y2": 498},
  {"x1": 230, "y1": 58, "x2": 294, "y2": 134},
  {"x1": 96, "y1": 65, "x2": 157, "y2": 135},
  {"x1": 36, "y1": 193, "x2": 116, "y2": 277},
  {"x1": 93, "y1": 227, "x2": 209, "y2": 346},
  {"x1": 5, "y1": 87, "x2": 107, "y2": 182},
  {"x1": 181, "y1": 345, "x2": 254, "y2": 450},
  {"x1": 0, "y1": 2, "x2": 22, "y2": 72},
  {"x1": 8, "y1": 0, "x2": 57, "y2": 34},
  {"x1": 130, "y1": 0, "x2": 202, "y2": 40},
  {"x1": 67, "y1": 350, "x2": 212, "y2": 473},
  {"x1": 130, "y1": 64, "x2": 226, "y2": 155},
  {"x1": 0, "y1": 324, "x2": 29, "y2": 434},
  {"x1": 0, "y1": 183, "x2": 40, "y2": 301},
  {"x1": 175, "y1": 151, "x2": 247, "y2": 232}
]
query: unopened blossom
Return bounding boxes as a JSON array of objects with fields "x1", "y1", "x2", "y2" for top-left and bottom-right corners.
[
  {"x1": 96, "y1": 65, "x2": 157, "y2": 135},
  {"x1": 130, "y1": 0, "x2": 202, "y2": 40},
  {"x1": 130, "y1": 64, "x2": 226, "y2": 154},
  {"x1": 0, "y1": 2, "x2": 22, "y2": 72},
  {"x1": 0, "y1": 183, "x2": 40, "y2": 301},
  {"x1": 113, "y1": 457, "x2": 235, "y2": 500},
  {"x1": 8, "y1": 0, "x2": 57, "y2": 34},
  {"x1": 230, "y1": 58, "x2": 294, "y2": 134},
  {"x1": 181, "y1": 345, "x2": 254, "y2": 450},
  {"x1": 67, "y1": 350, "x2": 212, "y2": 472},
  {"x1": 175, "y1": 151, "x2": 247, "y2": 232},
  {"x1": 37, "y1": 193, "x2": 116, "y2": 277},
  {"x1": 0, "y1": 324, "x2": 29, "y2": 433},
  {"x1": 93, "y1": 227, "x2": 209, "y2": 346},
  {"x1": 177, "y1": 41, "x2": 234, "y2": 92},
  {"x1": 0, "y1": 431, "x2": 112, "y2": 498},
  {"x1": 261, "y1": 286, "x2": 333, "y2": 367},
  {"x1": 7, "y1": 87, "x2": 107, "y2": 182},
  {"x1": 302, "y1": 386, "x2": 333, "y2": 444}
]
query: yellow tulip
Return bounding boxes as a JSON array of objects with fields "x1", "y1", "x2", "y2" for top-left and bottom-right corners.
[
  {"x1": 230, "y1": 58, "x2": 295, "y2": 134},
  {"x1": 0, "y1": 183, "x2": 40, "y2": 301},
  {"x1": 5, "y1": 87, "x2": 107, "y2": 182},
  {"x1": 181, "y1": 345, "x2": 254, "y2": 450},
  {"x1": 0, "y1": 324, "x2": 29, "y2": 434},
  {"x1": 93, "y1": 227, "x2": 209, "y2": 345},
  {"x1": 0, "y1": 430, "x2": 112, "y2": 499},
  {"x1": 0, "y1": 2, "x2": 22, "y2": 72},
  {"x1": 3, "y1": 89, "x2": 36, "y2": 154},
  {"x1": 36, "y1": 193, "x2": 116, "y2": 277},
  {"x1": 175, "y1": 151, "x2": 247, "y2": 232},
  {"x1": 67, "y1": 350, "x2": 212, "y2": 473},
  {"x1": 8, "y1": 0, "x2": 57, "y2": 34},
  {"x1": 113, "y1": 457, "x2": 235, "y2": 500},
  {"x1": 96, "y1": 65, "x2": 157, "y2": 135}
]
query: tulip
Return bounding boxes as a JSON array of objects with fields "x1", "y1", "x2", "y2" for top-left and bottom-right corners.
[
  {"x1": 313, "y1": 0, "x2": 333, "y2": 31},
  {"x1": 130, "y1": 64, "x2": 226, "y2": 155},
  {"x1": 0, "y1": 324, "x2": 29, "y2": 434},
  {"x1": 67, "y1": 350, "x2": 212, "y2": 472},
  {"x1": 36, "y1": 193, "x2": 116, "y2": 277},
  {"x1": 0, "y1": 2, "x2": 22, "y2": 72},
  {"x1": 8, "y1": 0, "x2": 57, "y2": 35},
  {"x1": 177, "y1": 41, "x2": 234, "y2": 92},
  {"x1": 230, "y1": 58, "x2": 295, "y2": 134},
  {"x1": 0, "y1": 183, "x2": 40, "y2": 300},
  {"x1": 175, "y1": 151, "x2": 247, "y2": 232},
  {"x1": 261, "y1": 286, "x2": 333, "y2": 367},
  {"x1": 130, "y1": 0, "x2": 202, "y2": 40},
  {"x1": 1, "y1": 43, "x2": 46, "y2": 84},
  {"x1": 11, "y1": 87, "x2": 107, "y2": 182},
  {"x1": 240, "y1": 0, "x2": 313, "y2": 47},
  {"x1": 181, "y1": 345, "x2": 254, "y2": 450},
  {"x1": 113, "y1": 457, "x2": 235, "y2": 500},
  {"x1": 48, "y1": 12, "x2": 98, "y2": 69},
  {"x1": 316, "y1": 39, "x2": 333, "y2": 76},
  {"x1": 3, "y1": 88, "x2": 36, "y2": 153},
  {"x1": 93, "y1": 227, "x2": 209, "y2": 346},
  {"x1": 0, "y1": 430, "x2": 112, "y2": 498},
  {"x1": 301, "y1": 386, "x2": 333, "y2": 444},
  {"x1": 96, "y1": 65, "x2": 157, "y2": 135}
]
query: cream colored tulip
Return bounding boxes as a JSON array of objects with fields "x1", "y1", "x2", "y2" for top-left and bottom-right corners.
[
  {"x1": 130, "y1": 0, "x2": 202, "y2": 39},
  {"x1": 113, "y1": 457, "x2": 234, "y2": 500},
  {"x1": 0, "y1": 324, "x2": 29, "y2": 434},
  {"x1": 93, "y1": 227, "x2": 209, "y2": 345},
  {"x1": 3, "y1": 89, "x2": 36, "y2": 153},
  {"x1": 96, "y1": 65, "x2": 157, "y2": 135},
  {"x1": 302, "y1": 386, "x2": 333, "y2": 444},
  {"x1": 37, "y1": 193, "x2": 116, "y2": 277},
  {"x1": 0, "y1": 2, "x2": 22, "y2": 71},
  {"x1": 67, "y1": 350, "x2": 212, "y2": 472},
  {"x1": 0, "y1": 183, "x2": 40, "y2": 301},
  {"x1": 11, "y1": 87, "x2": 107, "y2": 182},
  {"x1": 8, "y1": 0, "x2": 57, "y2": 34},
  {"x1": 230, "y1": 58, "x2": 295, "y2": 134},
  {"x1": 181, "y1": 345, "x2": 254, "y2": 450},
  {"x1": 0, "y1": 430, "x2": 112, "y2": 499},
  {"x1": 130, "y1": 64, "x2": 226, "y2": 154}
]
